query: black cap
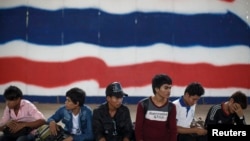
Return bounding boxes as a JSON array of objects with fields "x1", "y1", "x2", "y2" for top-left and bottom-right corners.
[{"x1": 105, "y1": 82, "x2": 128, "y2": 98}]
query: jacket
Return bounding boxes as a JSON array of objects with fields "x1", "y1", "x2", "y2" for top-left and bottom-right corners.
[
  {"x1": 92, "y1": 102, "x2": 133, "y2": 141},
  {"x1": 47, "y1": 105, "x2": 94, "y2": 141}
]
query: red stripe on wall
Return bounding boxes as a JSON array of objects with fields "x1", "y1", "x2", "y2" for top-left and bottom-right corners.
[{"x1": 0, "y1": 57, "x2": 249, "y2": 88}]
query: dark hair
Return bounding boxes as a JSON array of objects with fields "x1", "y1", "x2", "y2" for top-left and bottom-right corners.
[
  {"x1": 230, "y1": 91, "x2": 248, "y2": 109},
  {"x1": 66, "y1": 87, "x2": 86, "y2": 106},
  {"x1": 3, "y1": 85, "x2": 23, "y2": 100},
  {"x1": 152, "y1": 74, "x2": 172, "y2": 94},
  {"x1": 184, "y1": 82, "x2": 205, "y2": 96}
]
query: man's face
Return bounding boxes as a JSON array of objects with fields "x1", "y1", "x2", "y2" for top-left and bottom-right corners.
[
  {"x1": 6, "y1": 98, "x2": 20, "y2": 109},
  {"x1": 228, "y1": 101, "x2": 242, "y2": 114},
  {"x1": 184, "y1": 93, "x2": 201, "y2": 106},
  {"x1": 107, "y1": 96, "x2": 123, "y2": 109},
  {"x1": 156, "y1": 84, "x2": 172, "y2": 99},
  {"x1": 65, "y1": 97, "x2": 78, "y2": 110}
]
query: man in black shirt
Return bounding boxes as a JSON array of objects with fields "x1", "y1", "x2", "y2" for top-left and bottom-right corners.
[
  {"x1": 204, "y1": 91, "x2": 248, "y2": 127},
  {"x1": 92, "y1": 82, "x2": 134, "y2": 141}
]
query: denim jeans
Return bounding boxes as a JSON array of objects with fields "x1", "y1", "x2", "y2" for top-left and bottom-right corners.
[{"x1": 0, "y1": 133, "x2": 35, "y2": 141}]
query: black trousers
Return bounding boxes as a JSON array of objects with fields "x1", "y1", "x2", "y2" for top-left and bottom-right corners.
[{"x1": 177, "y1": 134, "x2": 207, "y2": 141}]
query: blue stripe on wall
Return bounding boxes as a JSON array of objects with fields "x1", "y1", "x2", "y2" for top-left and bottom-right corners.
[
  {"x1": 0, "y1": 95, "x2": 249, "y2": 105},
  {"x1": 1, "y1": 7, "x2": 249, "y2": 47}
]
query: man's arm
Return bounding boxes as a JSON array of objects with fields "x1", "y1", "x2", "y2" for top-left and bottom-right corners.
[
  {"x1": 79, "y1": 106, "x2": 94, "y2": 141},
  {"x1": 177, "y1": 125, "x2": 207, "y2": 135},
  {"x1": 233, "y1": 103, "x2": 246, "y2": 125},
  {"x1": 134, "y1": 102, "x2": 145, "y2": 141},
  {"x1": 204, "y1": 105, "x2": 219, "y2": 128},
  {"x1": 122, "y1": 107, "x2": 133, "y2": 140},
  {"x1": 92, "y1": 109, "x2": 105, "y2": 141}
]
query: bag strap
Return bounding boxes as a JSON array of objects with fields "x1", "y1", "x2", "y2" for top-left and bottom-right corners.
[
  {"x1": 140, "y1": 98, "x2": 149, "y2": 115},
  {"x1": 141, "y1": 98, "x2": 173, "y2": 115}
]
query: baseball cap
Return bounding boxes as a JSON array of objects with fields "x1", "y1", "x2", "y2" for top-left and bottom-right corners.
[{"x1": 105, "y1": 82, "x2": 128, "y2": 98}]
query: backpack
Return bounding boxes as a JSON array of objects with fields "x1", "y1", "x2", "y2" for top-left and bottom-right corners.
[
  {"x1": 140, "y1": 98, "x2": 174, "y2": 115},
  {"x1": 132, "y1": 98, "x2": 174, "y2": 141}
]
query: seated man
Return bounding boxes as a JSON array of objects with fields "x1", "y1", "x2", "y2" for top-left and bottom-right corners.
[
  {"x1": 92, "y1": 82, "x2": 134, "y2": 141},
  {"x1": 0, "y1": 85, "x2": 46, "y2": 141},
  {"x1": 204, "y1": 91, "x2": 248, "y2": 126},
  {"x1": 173, "y1": 82, "x2": 207, "y2": 141},
  {"x1": 47, "y1": 87, "x2": 94, "y2": 141}
]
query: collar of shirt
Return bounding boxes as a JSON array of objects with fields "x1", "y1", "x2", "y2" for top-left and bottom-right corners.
[{"x1": 179, "y1": 96, "x2": 191, "y2": 114}]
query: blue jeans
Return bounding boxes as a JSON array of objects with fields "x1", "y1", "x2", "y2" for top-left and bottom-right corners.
[{"x1": 0, "y1": 133, "x2": 35, "y2": 141}]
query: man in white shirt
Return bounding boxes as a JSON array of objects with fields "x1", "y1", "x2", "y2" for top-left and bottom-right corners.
[{"x1": 173, "y1": 82, "x2": 207, "y2": 141}]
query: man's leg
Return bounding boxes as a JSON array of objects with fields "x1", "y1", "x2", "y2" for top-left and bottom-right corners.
[{"x1": 177, "y1": 134, "x2": 196, "y2": 141}]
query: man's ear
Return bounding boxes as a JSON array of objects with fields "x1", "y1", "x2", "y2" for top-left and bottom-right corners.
[
  {"x1": 155, "y1": 87, "x2": 160, "y2": 93},
  {"x1": 184, "y1": 92, "x2": 189, "y2": 97},
  {"x1": 106, "y1": 96, "x2": 111, "y2": 101},
  {"x1": 76, "y1": 101, "x2": 80, "y2": 106}
]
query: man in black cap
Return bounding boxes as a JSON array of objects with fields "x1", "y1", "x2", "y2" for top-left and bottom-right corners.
[{"x1": 92, "y1": 82, "x2": 134, "y2": 141}]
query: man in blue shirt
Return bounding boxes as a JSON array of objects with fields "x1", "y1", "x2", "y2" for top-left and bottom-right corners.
[{"x1": 47, "y1": 87, "x2": 94, "y2": 141}]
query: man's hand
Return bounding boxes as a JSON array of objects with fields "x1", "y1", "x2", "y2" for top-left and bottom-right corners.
[
  {"x1": 49, "y1": 121, "x2": 59, "y2": 136},
  {"x1": 233, "y1": 103, "x2": 244, "y2": 118},
  {"x1": 6, "y1": 120, "x2": 27, "y2": 133},
  {"x1": 195, "y1": 128, "x2": 207, "y2": 135}
]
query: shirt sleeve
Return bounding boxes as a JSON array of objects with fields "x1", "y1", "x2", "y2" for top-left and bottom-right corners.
[
  {"x1": 204, "y1": 106, "x2": 218, "y2": 128},
  {"x1": 27, "y1": 102, "x2": 46, "y2": 120},
  {"x1": 135, "y1": 102, "x2": 145, "y2": 141},
  {"x1": 92, "y1": 108, "x2": 105, "y2": 140},
  {"x1": 0, "y1": 106, "x2": 11, "y2": 126},
  {"x1": 168, "y1": 104, "x2": 177, "y2": 141},
  {"x1": 121, "y1": 106, "x2": 133, "y2": 139},
  {"x1": 78, "y1": 106, "x2": 94, "y2": 141},
  {"x1": 47, "y1": 106, "x2": 64, "y2": 123},
  {"x1": 235, "y1": 115, "x2": 246, "y2": 125}
]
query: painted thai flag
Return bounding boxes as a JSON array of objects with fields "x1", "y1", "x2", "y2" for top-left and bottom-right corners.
[{"x1": 0, "y1": 0, "x2": 249, "y2": 104}]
